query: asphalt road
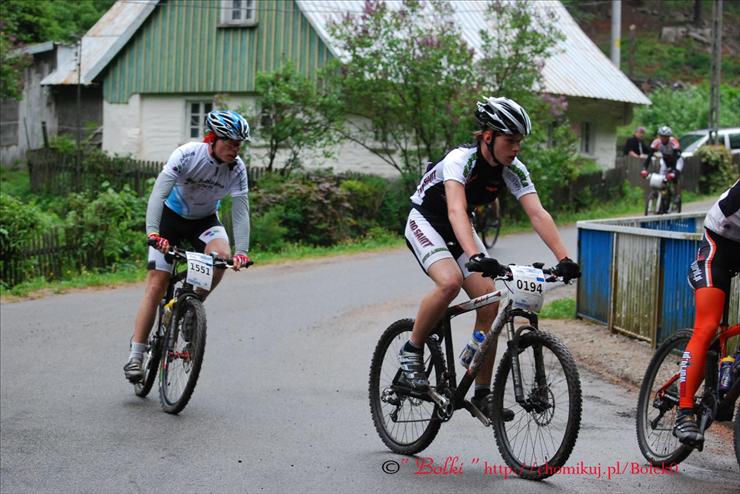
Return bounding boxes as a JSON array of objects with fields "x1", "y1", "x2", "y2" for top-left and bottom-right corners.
[{"x1": 2, "y1": 205, "x2": 738, "y2": 493}]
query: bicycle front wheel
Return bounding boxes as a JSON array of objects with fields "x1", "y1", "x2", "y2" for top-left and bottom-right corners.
[
  {"x1": 369, "y1": 319, "x2": 445, "y2": 455},
  {"x1": 636, "y1": 329, "x2": 693, "y2": 466},
  {"x1": 159, "y1": 297, "x2": 207, "y2": 414},
  {"x1": 480, "y1": 200, "x2": 501, "y2": 249},
  {"x1": 491, "y1": 330, "x2": 582, "y2": 480}
]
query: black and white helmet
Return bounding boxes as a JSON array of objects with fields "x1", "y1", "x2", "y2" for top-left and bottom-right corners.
[
  {"x1": 658, "y1": 126, "x2": 672, "y2": 137},
  {"x1": 205, "y1": 110, "x2": 251, "y2": 141},
  {"x1": 475, "y1": 97, "x2": 531, "y2": 136}
]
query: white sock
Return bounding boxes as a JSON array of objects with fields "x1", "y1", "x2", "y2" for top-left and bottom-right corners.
[{"x1": 129, "y1": 342, "x2": 147, "y2": 361}]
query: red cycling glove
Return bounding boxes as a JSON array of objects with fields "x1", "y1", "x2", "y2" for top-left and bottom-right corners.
[
  {"x1": 147, "y1": 233, "x2": 170, "y2": 253},
  {"x1": 232, "y1": 253, "x2": 252, "y2": 271}
]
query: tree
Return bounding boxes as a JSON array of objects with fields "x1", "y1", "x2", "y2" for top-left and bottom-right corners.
[
  {"x1": 0, "y1": 0, "x2": 114, "y2": 99},
  {"x1": 326, "y1": 0, "x2": 478, "y2": 176},
  {"x1": 326, "y1": 0, "x2": 566, "y2": 178},
  {"x1": 248, "y1": 61, "x2": 344, "y2": 172}
]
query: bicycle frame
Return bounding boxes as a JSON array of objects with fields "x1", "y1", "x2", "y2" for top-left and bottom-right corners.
[{"x1": 411, "y1": 287, "x2": 542, "y2": 424}]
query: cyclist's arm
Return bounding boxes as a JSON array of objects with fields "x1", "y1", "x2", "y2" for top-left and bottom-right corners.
[
  {"x1": 145, "y1": 172, "x2": 177, "y2": 235},
  {"x1": 519, "y1": 192, "x2": 569, "y2": 261},
  {"x1": 444, "y1": 180, "x2": 480, "y2": 257},
  {"x1": 231, "y1": 194, "x2": 250, "y2": 255}
]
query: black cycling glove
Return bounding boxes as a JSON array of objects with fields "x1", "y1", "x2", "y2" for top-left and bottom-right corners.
[
  {"x1": 465, "y1": 253, "x2": 507, "y2": 277},
  {"x1": 555, "y1": 257, "x2": 581, "y2": 282}
]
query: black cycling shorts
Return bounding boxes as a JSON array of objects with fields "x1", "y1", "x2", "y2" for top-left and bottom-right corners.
[{"x1": 688, "y1": 227, "x2": 740, "y2": 294}]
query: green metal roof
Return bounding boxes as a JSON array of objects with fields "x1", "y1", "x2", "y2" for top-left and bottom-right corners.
[{"x1": 103, "y1": 0, "x2": 333, "y2": 103}]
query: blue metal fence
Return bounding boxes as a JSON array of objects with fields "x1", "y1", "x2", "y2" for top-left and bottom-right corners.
[{"x1": 577, "y1": 212, "x2": 738, "y2": 347}]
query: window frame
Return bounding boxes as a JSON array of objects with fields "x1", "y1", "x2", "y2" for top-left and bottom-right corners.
[
  {"x1": 186, "y1": 100, "x2": 214, "y2": 141},
  {"x1": 219, "y1": 0, "x2": 258, "y2": 28}
]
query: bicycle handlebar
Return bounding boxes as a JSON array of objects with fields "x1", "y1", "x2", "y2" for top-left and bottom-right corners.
[
  {"x1": 468, "y1": 261, "x2": 566, "y2": 282},
  {"x1": 147, "y1": 239, "x2": 253, "y2": 269}
]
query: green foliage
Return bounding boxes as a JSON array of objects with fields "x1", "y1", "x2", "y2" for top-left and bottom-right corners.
[
  {"x1": 0, "y1": 0, "x2": 114, "y2": 99},
  {"x1": 249, "y1": 61, "x2": 344, "y2": 171},
  {"x1": 695, "y1": 145, "x2": 736, "y2": 194},
  {"x1": 326, "y1": 0, "x2": 478, "y2": 175},
  {"x1": 539, "y1": 298, "x2": 576, "y2": 319},
  {"x1": 0, "y1": 193, "x2": 50, "y2": 286},
  {"x1": 63, "y1": 185, "x2": 147, "y2": 268},
  {"x1": 327, "y1": 0, "x2": 564, "y2": 178},
  {"x1": 478, "y1": 1, "x2": 564, "y2": 102},
  {"x1": 628, "y1": 83, "x2": 740, "y2": 139},
  {"x1": 250, "y1": 206, "x2": 289, "y2": 252}
]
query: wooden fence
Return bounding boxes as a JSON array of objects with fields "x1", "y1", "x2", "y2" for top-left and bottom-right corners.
[
  {"x1": 0, "y1": 228, "x2": 110, "y2": 288},
  {"x1": 27, "y1": 149, "x2": 289, "y2": 196}
]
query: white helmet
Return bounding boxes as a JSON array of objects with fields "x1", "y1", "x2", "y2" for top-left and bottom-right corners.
[
  {"x1": 475, "y1": 97, "x2": 532, "y2": 136},
  {"x1": 658, "y1": 126, "x2": 673, "y2": 137},
  {"x1": 205, "y1": 110, "x2": 251, "y2": 141}
]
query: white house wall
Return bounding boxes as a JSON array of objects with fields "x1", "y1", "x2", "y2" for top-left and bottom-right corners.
[
  {"x1": 102, "y1": 95, "x2": 399, "y2": 176},
  {"x1": 103, "y1": 94, "x2": 141, "y2": 158},
  {"x1": 566, "y1": 98, "x2": 631, "y2": 169}
]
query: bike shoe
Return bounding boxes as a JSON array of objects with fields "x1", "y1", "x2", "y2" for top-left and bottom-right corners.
[
  {"x1": 397, "y1": 346, "x2": 429, "y2": 391},
  {"x1": 123, "y1": 358, "x2": 144, "y2": 383},
  {"x1": 673, "y1": 410, "x2": 703, "y2": 446},
  {"x1": 471, "y1": 393, "x2": 515, "y2": 422}
]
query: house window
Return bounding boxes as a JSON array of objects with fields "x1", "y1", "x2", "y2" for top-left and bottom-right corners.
[
  {"x1": 188, "y1": 101, "x2": 213, "y2": 139},
  {"x1": 580, "y1": 121, "x2": 592, "y2": 154},
  {"x1": 220, "y1": 0, "x2": 257, "y2": 27}
]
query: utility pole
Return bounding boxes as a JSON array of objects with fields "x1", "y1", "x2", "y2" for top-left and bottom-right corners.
[
  {"x1": 611, "y1": 0, "x2": 621, "y2": 68},
  {"x1": 708, "y1": 0, "x2": 722, "y2": 144},
  {"x1": 75, "y1": 36, "x2": 82, "y2": 171}
]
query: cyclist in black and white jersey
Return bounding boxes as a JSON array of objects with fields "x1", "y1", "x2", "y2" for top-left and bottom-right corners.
[
  {"x1": 400, "y1": 97, "x2": 580, "y2": 420},
  {"x1": 124, "y1": 110, "x2": 253, "y2": 382}
]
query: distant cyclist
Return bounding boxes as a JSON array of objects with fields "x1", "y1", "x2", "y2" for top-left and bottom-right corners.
[
  {"x1": 399, "y1": 97, "x2": 580, "y2": 421},
  {"x1": 674, "y1": 179, "x2": 740, "y2": 446},
  {"x1": 640, "y1": 126, "x2": 684, "y2": 206},
  {"x1": 124, "y1": 110, "x2": 253, "y2": 382}
]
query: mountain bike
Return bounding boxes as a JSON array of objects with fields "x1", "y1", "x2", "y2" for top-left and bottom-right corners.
[
  {"x1": 644, "y1": 172, "x2": 681, "y2": 216},
  {"x1": 473, "y1": 198, "x2": 502, "y2": 249},
  {"x1": 636, "y1": 312, "x2": 740, "y2": 467},
  {"x1": 369, "y1": 262, "x2": 582, "y2": 480},
  {"x1": 133, "y1": 241, "x2": 249, "y2": 414}
]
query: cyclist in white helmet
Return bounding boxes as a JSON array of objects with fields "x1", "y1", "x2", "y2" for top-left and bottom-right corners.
[
  {"x1": 400, "y1": 97, "x2": 580, "y2": 420},
  {"x1": 640, "y1": 125, "x2": 684, "y2": 207},
  {"x1": 124, "y1": 110, "x2": 253, "y2": 382}
]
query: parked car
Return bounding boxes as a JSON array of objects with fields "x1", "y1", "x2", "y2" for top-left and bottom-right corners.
[{"x1": 678, "y1": 127, "x2": 740, "y2": 158}]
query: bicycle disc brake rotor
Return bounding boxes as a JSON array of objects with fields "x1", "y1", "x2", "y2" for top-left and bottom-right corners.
[{"x1": 526, "y1": 386, "x2": 555, "y2": 426}]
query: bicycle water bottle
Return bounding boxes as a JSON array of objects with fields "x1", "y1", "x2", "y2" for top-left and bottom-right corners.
[
  {"x1": 459, "y1": 330, "x2": 485, "y2": 369},
  {"x1": 718, "y1": 355, "x2": 735, "y2": 393}
]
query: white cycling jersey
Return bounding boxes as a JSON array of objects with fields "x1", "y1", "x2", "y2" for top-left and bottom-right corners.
[
  {"x1": 161, "y1": 142, "x2": 248, "y2": 219},
  {"x1": 410, "y1": 144, "x2": 536, "y2": 216},
  {"x1": 704, "y1": 179, "x2": 740, "y2": 243}
]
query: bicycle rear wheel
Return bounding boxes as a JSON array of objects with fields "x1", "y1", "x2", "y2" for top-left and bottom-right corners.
[
  {"x1": 159, "y1": 296, "x2": 207, "y2": 414},
  {"x1": 134, "y1": 313, "x2": 163, "y2": 398},
  {"x1": 636, "y1": 329, "x2": 693, "y2": 466},
  {"x1": 480, "y1": 200, "x2": 501, "y2": 249},
  {"x1": 491, "y1": 330, "x2": 582, "y2": 480},
  {"x1": 369, "y1": 319, "x2": 445, "y2": 455}
]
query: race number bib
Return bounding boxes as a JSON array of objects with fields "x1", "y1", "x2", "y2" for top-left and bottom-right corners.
[
  {"x1": 186, "y1": 252, "x2": 214, "y2": 291},
  {"x1": 506, "y1": 265, "x2": 545, "y2": 313}
]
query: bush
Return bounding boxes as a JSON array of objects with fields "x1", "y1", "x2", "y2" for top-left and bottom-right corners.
[
  {"x1": 250, "y1": 206, "x2": 289, "y2": 252},
  {"x1": 0, "y1": 194, "x2": 49, "y2": 286},
  {"x1": 695, "y1": 145, "x2": 736, "y2": 194},
  {"x1": 63, "y1": 185, "x2": 147, "y2": 269}
]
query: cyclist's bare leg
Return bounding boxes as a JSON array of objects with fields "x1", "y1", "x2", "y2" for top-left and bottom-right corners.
[
  {"x1": 462, "y1": 273, "x2": 499, "y2": 386},
  {"x1": 132, "y1": 269, "x2": 171, "y2": 344},
  {"x1": 198, "y1": 238, "x2": 232, "y2": 299},
  {"x1": 409, "y1": 258, "x2": 463, "y2": 347}
]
